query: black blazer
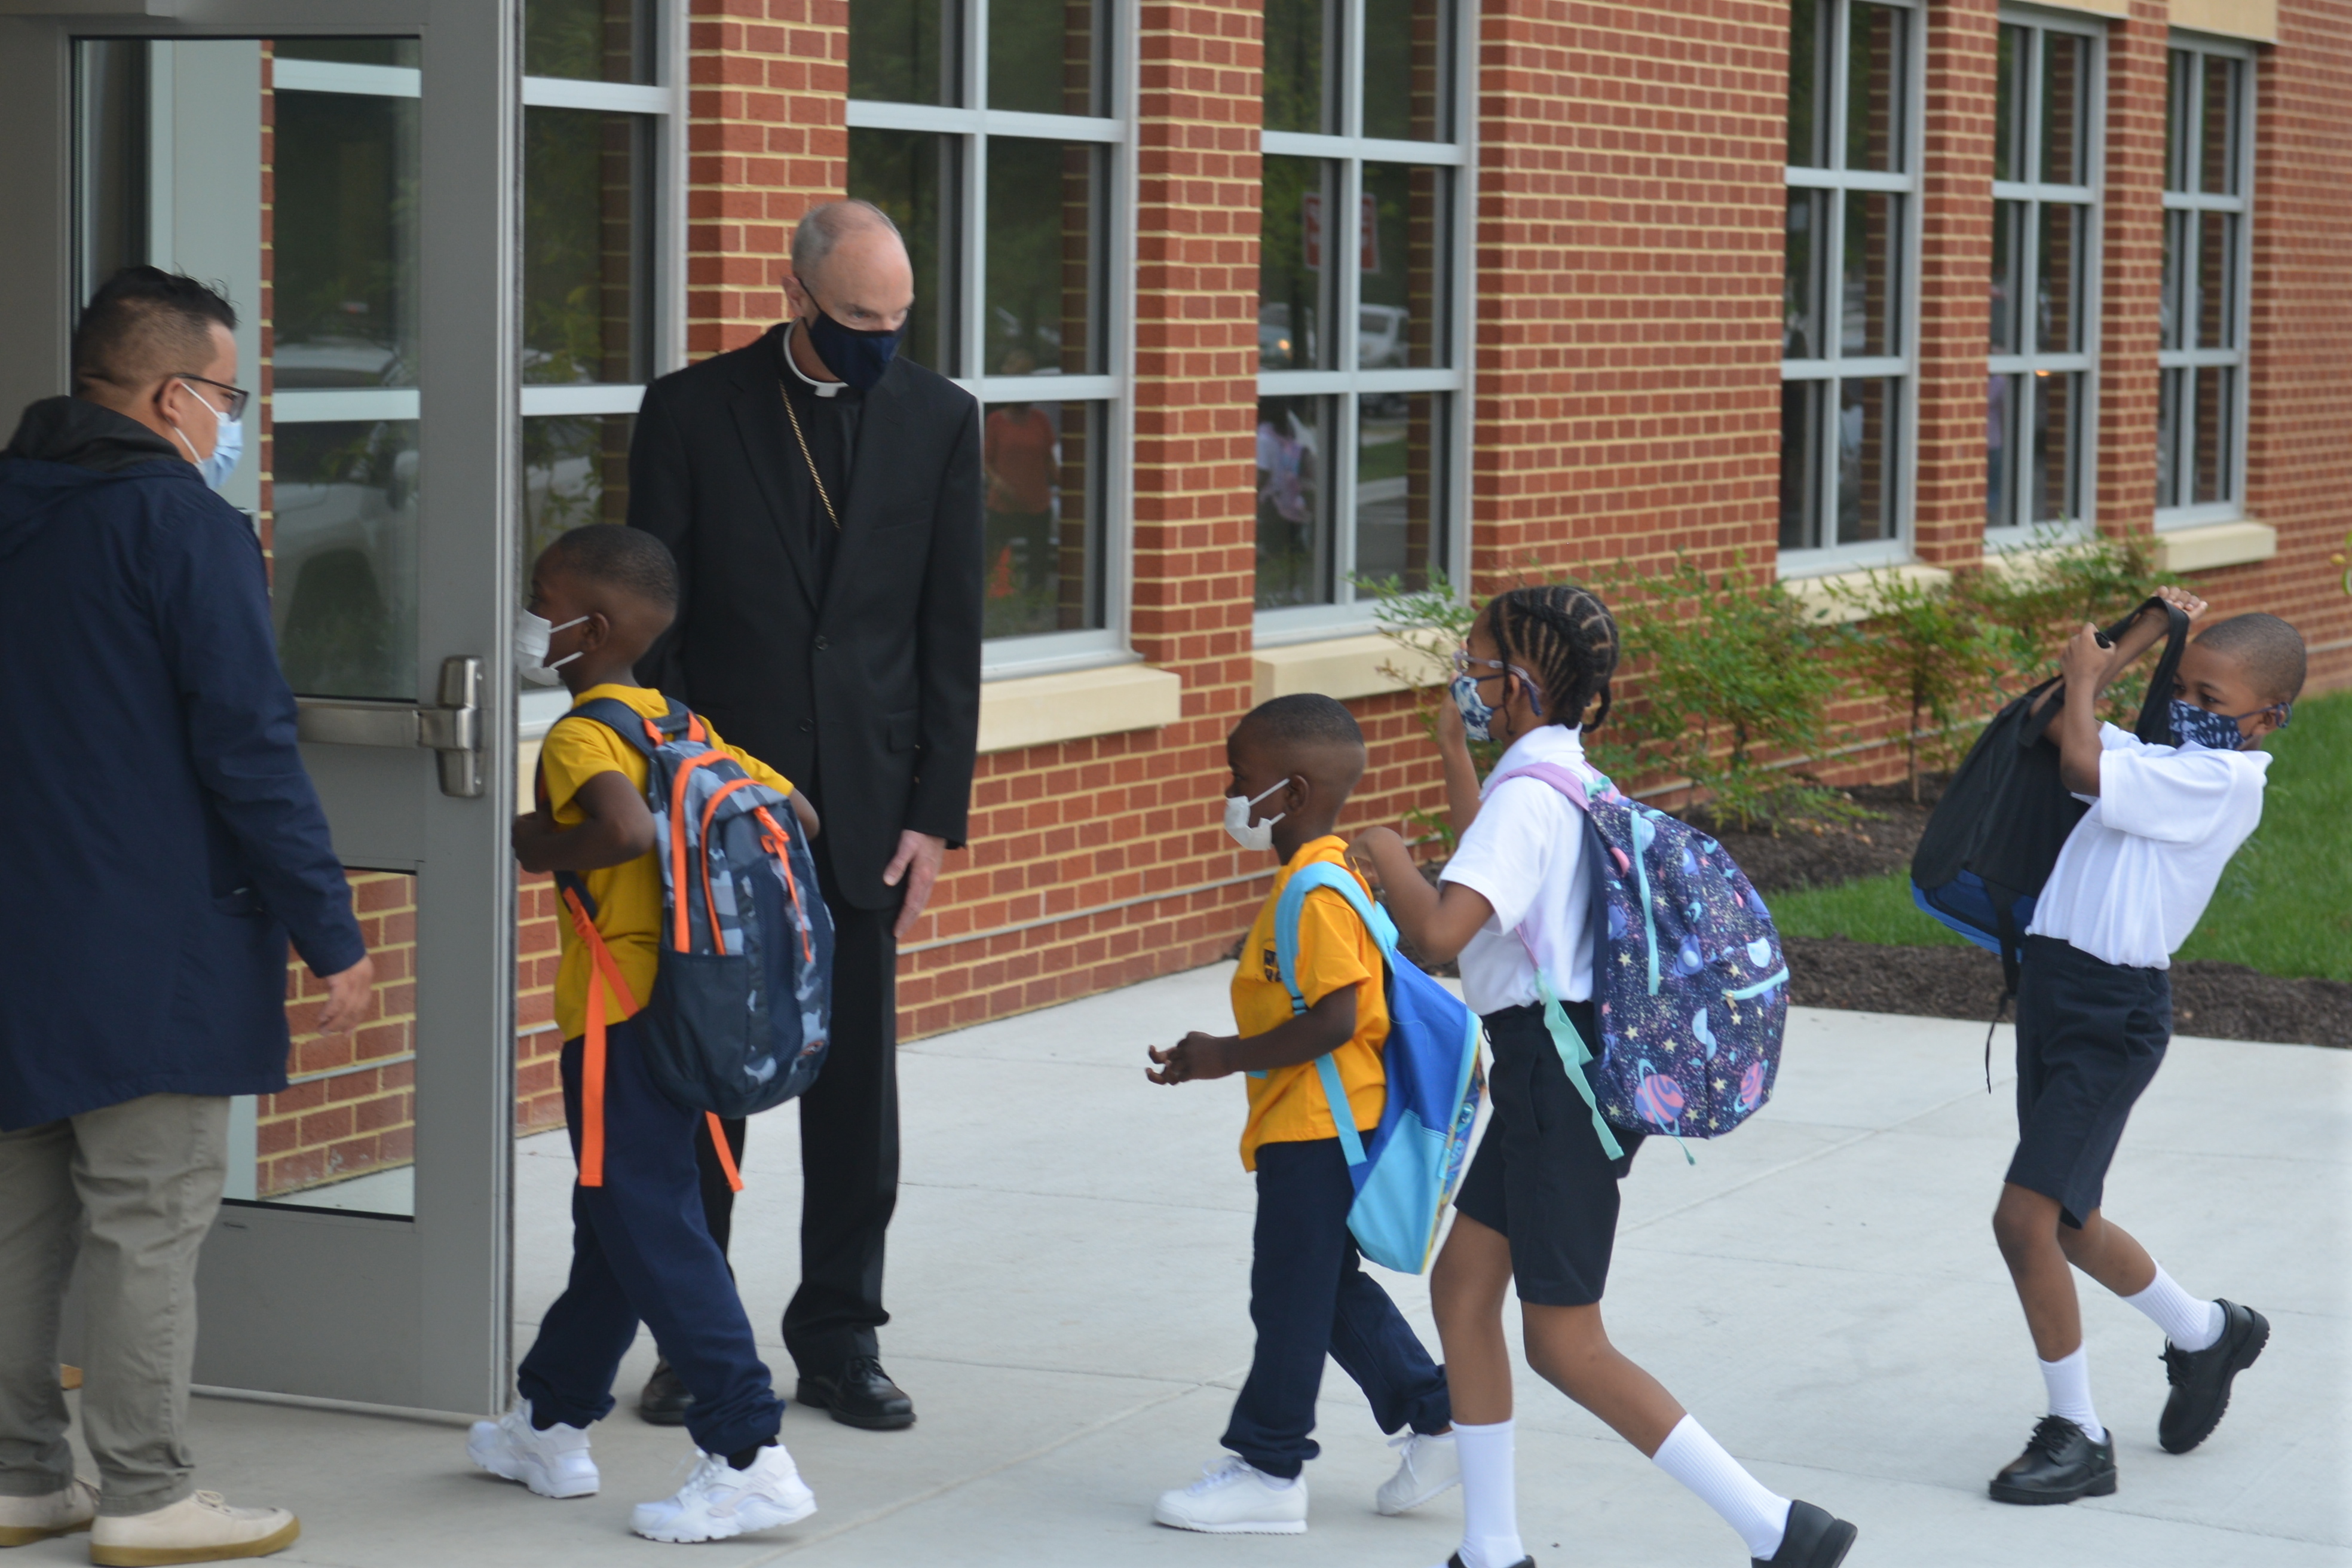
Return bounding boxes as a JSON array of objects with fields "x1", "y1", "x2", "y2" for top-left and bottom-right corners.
[{"x1": 629, "y1": 328, "x2": 983, "y2": 911}]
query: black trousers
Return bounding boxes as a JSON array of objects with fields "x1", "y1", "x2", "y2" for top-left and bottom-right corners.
[{"x1": 693, "y1": 838, "x2": 901, "y2": 1376}]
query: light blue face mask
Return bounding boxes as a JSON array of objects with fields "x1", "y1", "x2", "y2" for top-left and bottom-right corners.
[{"x1": 200, "y1": 415, "x2": 243, "y2": 490}]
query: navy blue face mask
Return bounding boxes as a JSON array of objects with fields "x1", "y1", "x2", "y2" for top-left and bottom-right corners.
[
  {"x1": 803, "y1": 301, "x2": 905, "y2": 392},
  {"x1": 2167, "y1": 697, "x2": 2288, "y2": 751}
]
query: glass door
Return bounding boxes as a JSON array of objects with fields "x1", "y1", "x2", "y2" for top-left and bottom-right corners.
[{"x1": 0, "y1": 1, "x2": 520, "y2": 1416}]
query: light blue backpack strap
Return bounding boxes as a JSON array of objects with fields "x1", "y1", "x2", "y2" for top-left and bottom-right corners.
[
  {"x1": 1533, "y1": 968, "x2": 1625, "y2": 1161},
  {"x1": 1275, "y1": 862, "x2": 1387, "y2": 1172},
  {"x1": 1313, "y1": 1052, "x2": 1368, "y2": 1171}
]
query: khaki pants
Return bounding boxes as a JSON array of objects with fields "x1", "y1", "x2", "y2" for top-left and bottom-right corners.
[{"x1": 0, "y1": 1094, "x2": 228, "y2": 1516}]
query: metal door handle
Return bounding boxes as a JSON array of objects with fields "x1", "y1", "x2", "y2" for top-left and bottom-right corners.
[{"x1": 296, "y1": 657, "x2": 485, "y2": 798}]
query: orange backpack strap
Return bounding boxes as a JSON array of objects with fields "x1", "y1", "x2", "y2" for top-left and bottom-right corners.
[
  {"x1": 706, "y1": 1113, "x2": 744, "y2": 1193},
  {"x1": 561, "y1": 886, "x2": 642, "y2": 1189}
]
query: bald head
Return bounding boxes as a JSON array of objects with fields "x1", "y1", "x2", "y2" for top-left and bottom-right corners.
[{"x1": 781, "y1": 201, "x2": 915, "y2": 381}]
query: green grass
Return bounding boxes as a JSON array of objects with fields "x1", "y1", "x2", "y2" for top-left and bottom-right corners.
[{"x1": 1769, "y1": 689, "x2": 2352, "y2": 982}]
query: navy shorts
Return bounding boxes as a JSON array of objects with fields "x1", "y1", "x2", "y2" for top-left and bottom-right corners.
[
  {"x1": 1453, "y1": 1000, "x2": 1643, "y2": 1306},
  {"x1": 2006, "y1": 935, "x2": 2172, "y2": 1229}
]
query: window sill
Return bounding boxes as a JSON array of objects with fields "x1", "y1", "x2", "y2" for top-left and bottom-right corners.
[
  {"x1": 1251, "y1": 633, "x2": 1432, "y2": 705},
  {"x1": 976, "y1": 663, "x2": 1184, "y2": 755},
  {"x1": 1782, "y1": 563, "x2": 1955, "y2": 624},
  {"x1": 2151, "y1": 519, "x2": 2277, "y2": 574}
]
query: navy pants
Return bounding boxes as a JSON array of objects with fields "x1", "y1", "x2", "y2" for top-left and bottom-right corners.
[
  {"x1": 1220, "y1": 1138, "x2": 1451, "y2": 1478},
  {"x1": 516, "y1": 1019, "x2": 783, "y2": 1458}
]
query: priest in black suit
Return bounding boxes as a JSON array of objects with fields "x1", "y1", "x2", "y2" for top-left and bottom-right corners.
[{"x1": 626, "y1": 200, "x2": 982, "y2": 1430}]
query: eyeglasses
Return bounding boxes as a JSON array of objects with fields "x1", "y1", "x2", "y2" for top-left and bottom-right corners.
[
  {"x1": 1450, "y1": 648, "x2": 1505, "y2": 677},
  {"x1": 172, "y1": 374, "x2": 250, "y2": 422}
]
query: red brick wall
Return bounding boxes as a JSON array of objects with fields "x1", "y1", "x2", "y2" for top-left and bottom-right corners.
[{"x1": 1914, "y1": 0, "x2": 2001, "y2": 571}]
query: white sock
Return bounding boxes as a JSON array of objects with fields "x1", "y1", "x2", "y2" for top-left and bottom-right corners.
[
  {"x1": 1650, "y1": 1415, "x2": 1791, "y2": 1560},
  {"x1": 2038, "y1": 1345, "x2": 2106, "y2": 1443},
  {"x1": 2124, "y1": 1265, "x2": 2225, "y2": 1352},
  {"x1": 1451, "y1": 1419, "x2": 1526, "y2": 1568}
]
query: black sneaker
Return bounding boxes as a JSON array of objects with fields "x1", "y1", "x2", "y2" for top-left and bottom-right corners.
[
  {"x1": 1446, "y1": 1555, "x2": 1533, "y2": 1568},
  {"x1": 636, "y1": 1358, "x2": 691, "y2": 1427},
  {"x1": 795, "y1": 1356, "x2": 916, "y2": 1430},
  {"x1": 2158, "y1": 1298, "x2": 2269, "y2": 1454},
  {"x1": 1755, "y1": 1499, "x2": 1858, "y2": 1567},
  {"x1": 1988, "y1": 1415, "x2": 2117, "y2": 1505}
]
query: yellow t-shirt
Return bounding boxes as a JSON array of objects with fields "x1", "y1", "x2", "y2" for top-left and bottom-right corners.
[
  {"x1": 540, "y1": 684, "x2": 797, "y2": 1041},
  {"x1": 1232, "y1": 836, "x2": 1391, "y2": 1171}
]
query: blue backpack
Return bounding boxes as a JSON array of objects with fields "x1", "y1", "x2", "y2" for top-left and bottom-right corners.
[
  {"x1": 1273, "y1": 863, "x2": 1484, "y2": 1274},
  {"x1": 1490, "y1": 764, "x2": 1789, "y2": 1162},
  {"x1": 546, "y1": 698, "x2": 834, "y2": 1187}
]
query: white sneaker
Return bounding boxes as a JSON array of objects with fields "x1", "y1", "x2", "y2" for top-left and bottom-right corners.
[
  {"x1": 1375, "y1": 1429, "x2": 1460, "y2": 1514},
  {"x1": 0, "y1": 1477, "x2": 96, "y2": 1546},
  {"x1": 1152, "y1": 1455, "x2": 1308, "y2": 1535},
  {"x1": 631, "y1": 1445, "x2": 816, "y2": 1543},
  {"x1": 466, "y1": 1400, "x2": 599, "y2": 1499},
  {"x1": 88, "y1": 1490, "x2": 298, "y2": 1566}
]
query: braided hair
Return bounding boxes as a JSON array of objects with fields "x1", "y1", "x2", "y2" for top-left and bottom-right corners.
[{"x1": 1487, "y1": 583, "x2": 1620, "y2": 731}]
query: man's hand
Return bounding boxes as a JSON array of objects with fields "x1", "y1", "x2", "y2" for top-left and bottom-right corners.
[
  {"x1": 1147, "y1": 1032, "x2": 1235, "y2": 1085},
  {"x1": 884, "y1": 829, "x2": 948, "y2": 941},
  {"x1": 313, "y1": 954, "x2": 376, "y2": 1036}
]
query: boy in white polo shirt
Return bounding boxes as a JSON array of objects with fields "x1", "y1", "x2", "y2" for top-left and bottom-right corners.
[{"x1": 1984, "y1": 601, "x2": 2304, "y2": 1508}]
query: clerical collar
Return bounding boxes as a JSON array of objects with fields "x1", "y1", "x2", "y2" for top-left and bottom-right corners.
[{"x1": 781, "y1": 321, "x2": 848, "y2": 399}]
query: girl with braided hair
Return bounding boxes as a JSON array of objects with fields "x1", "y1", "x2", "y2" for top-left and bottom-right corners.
[{"x1": 1352, "y1": 588, "x2": 1858, "y2": 1568}]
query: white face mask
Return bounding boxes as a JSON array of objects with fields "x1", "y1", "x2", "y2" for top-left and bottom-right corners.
[
  {"x1": 1221, "y1": 778, "x2": 1289, "y2": 853},
  {"x1": 516, "y1": 608, "x2": 589, "y2": 685}
]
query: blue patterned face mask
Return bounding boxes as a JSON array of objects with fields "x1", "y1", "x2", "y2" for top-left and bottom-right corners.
[
  {"x1": 1448, "y1": 673, "x2": 1497, "y2": 742},
  {"x1": 1448, "y1": 649, "x2": 1543, "y2": 742},
  {"x1": 2169, "y1": 697, "x2": 2288, "y2": 751}
]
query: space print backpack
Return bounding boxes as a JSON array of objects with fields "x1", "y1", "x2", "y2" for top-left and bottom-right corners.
[{"x1": 1489, "y1": 763, "x2": 1790, "y2": 1161}]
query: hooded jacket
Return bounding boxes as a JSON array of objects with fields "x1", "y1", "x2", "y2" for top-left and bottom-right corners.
[{"x1": 0, "y1": 397, "x2": 364, "y2": 1128}]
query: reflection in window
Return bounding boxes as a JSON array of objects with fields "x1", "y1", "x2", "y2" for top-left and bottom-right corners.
[
  {"x1": 2157, "y1": 44, "x2": 2249, "y2": 516},
  {"x1": 523, "y1": 109, "x2": 653, "y2": 385},
  {"x1": 982, "y1": 399, "x2": 1103, "y2": 638},
  {"x1": 988, "y1": 0, "x2": 1104, "y2": 115},
  {"x1": 272, "y1": 421, "x2": 419, "y2": 702},
  {"x1": 847, "y1": 128, "x2": 960, "y2": 375},
  {"x1": 1360, "y1": 164, "x2": 1449, "y2": 368},
  {"x1": 271, "y1": 79, "x2": 420, "y2": 388},
  {"x1": 1258, "y1": 156, "x2": 1335, "y2": 372},
  {"x1": 1263, "y1": 0, "x2": 1336, "y2": 135},
  {"x1": 1354, "y1": 393, "x2": 1446, "y2": 591},
  {"x1": 523, "y1": 415, "x2": 634, "y2": 581},
  {"x1": 1256, "y1": 396, "x2": 1328, "y2": 608},
  {"x1": 272, "y1": 39, "x2": 421, "y2": 68},
  {"x1": 1361, "y1": 0, "x2": 1452, "y2": 142},
  {"x1": 525, "y1": 0, "x2": 655, "y2": 84},
  {"x1": 983, "y1": 140, "x2": 1103, "y2": 376},
  {"x1": 850, "y1": 0, "x2": 958, "y2": 107}
]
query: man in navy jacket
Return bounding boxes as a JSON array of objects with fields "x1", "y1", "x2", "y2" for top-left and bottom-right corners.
[{"x1": 0, "y1": 268, "x2": 370, "y2": 1564}]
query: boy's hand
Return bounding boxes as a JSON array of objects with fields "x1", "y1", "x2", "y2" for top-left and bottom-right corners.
[
  {"x1": 788, "y1": 789, "x2": 820, "y2": 838},
  {"x1": 512, "y1": 808, "x2": 555, "y2": 873},
  {"x1": 1147, "y1": 1032, "x2": 1235, "y2": 1085},
  {"x1": 2148, "y1": 584, "x2": 2208, "y2": 624},
  {"x1": 2059, "y1": 623, "x2": 2111, "y2": 696}
]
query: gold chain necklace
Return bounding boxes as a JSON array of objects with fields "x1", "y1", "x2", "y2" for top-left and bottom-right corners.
[{"x1": 778, "y1": 369, "x2": 841, "y2": 533}]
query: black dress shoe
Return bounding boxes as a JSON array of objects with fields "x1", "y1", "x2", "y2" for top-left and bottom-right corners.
[
  {"x1": 2158, "y1": 1298, "x2": 2268, "y2": 1454},
  {"x1": 795, "y1": 1356, "x2": 915, "y2": 1430},
  {"x1": 1988, "y1": 1414, "x2": 2117, "y2": 1505},
  {"x1": 1755, "y1": 1499, "x2": 1857, "y2": 1567},
  {"x1": 636, "y1": 1358, "x2": 691, "y2": 1427}
]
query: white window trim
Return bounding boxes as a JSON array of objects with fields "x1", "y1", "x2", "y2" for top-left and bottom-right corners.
[
  {"x1": 1777, "y1": 0, "x2": 1927, "y2": 580},
  {"x1": 2154, "y1": 31, "x2": 2256, "y2": 531},
  {"x1": 1986, "y1": 7, "x2": 2106, "y2": 548},
  {"x1": 849, "y1": 0, "x2": 1137, "y2": 681},
  {"x1": 1253, "y1": 0, "x2": 1477, "y2": 641}
]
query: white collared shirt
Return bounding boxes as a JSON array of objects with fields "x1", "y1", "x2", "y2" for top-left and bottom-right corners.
[
  {"x1": 1440, "y1": 724, "x2": 1603, "y2": 1012},
  {"x1": 782, "y1": 321, "x2": 847, "y2": 398}
]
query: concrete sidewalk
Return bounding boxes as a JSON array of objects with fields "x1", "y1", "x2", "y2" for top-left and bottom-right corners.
[{"x1": 23, "y1": 966, "x2": 2350, "y2": 1567}]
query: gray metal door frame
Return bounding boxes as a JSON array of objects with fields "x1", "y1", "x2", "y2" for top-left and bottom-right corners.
[{"x1": 0, "y1": 0, "x2": 521, "y2": 1417}]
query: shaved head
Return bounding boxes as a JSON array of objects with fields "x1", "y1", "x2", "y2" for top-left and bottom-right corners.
[
  {"x1": 2192, "y1": 612, "x2": 2307, "y2": 705},
  {"x1": 790, "y1": 200, "x2": 904, "y2": 283}
]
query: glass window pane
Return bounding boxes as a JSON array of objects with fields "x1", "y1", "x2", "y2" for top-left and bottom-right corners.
[
  {"x1": 523, "y1": 109, "x2": 652, "y2": 385},
  {"x1": 2200, "y1": 55, "x2": 2238, "y2": 195},
  {"x1": 1360, "y1": 163, "x2": 1449, "y2": 369},
  {"x1": 272, "y1": 419, "x2": 419, "y2": 700},
  {"x1": 1263, "y1": 0, "x2": 1336, "y2": 136},
  {"x1": 988, "y1": 0, "x2": 1105, "y2": 116},
  {"x1": 1362, "y1": 0, "x2": 1452, "y2": 142},
  {"x1": 1845, "y1": 2, "x2": 1906, "y2": 174},
  {"x1": 983, "y1": 399, "x2": 1104, "y2": 637},
  {"x1": 1258, "y1": 155, "x2": 1336, "y2": 370},
  {"x1": 522, "y1": 414, "x2": 635, "y2": 582},
  {"x1": 523, "y1": 0, "x2": 654, "y2": 84},
  {"x1": 2156, "y1": 366, "x2": 2183, "y2": 508},
  {"x1": 271, "y1": 82, "x2": 420, "y2": 387},
  {"x1": 985, "y1": 139, "x2": 1102, "y2": 376},
  {"x1": 1787, "y1": 0, "x2": 1824, "y2": 168},
  {"x1": 2164, "y1": 49, "x2": 2193, "y2": 193},
  {"x1": 1987, "y1": 372, "x2": 2020, "y2": 530},
  {"x1": 2160, "y1": 209, "x2": 2188, "y2": 352},
  {"x1": 2192, "y1": 365, "x2": 2231, "y2": 503},
  {"x1": 1993, "y1": 23, "x2": 2023, "y2": 183},
  {"x1": 1784, "y1": 188, "x2": 1826, "y2": 360},
  {"x1": 2028, "y1": 369, "x2": 2079, "y2": 525},
  {"x1": 1355, "y1": 393, "x2": 1447, "y2": 591},
  {"x1": 75, "y1": 41, "x2": 151, "y2": 309},
  {"x1": 272, "y1": 39, "x2": 421, "y2": 68},
  {"x1": 1841, "y1": 190, "x2": 1898, "y2": 357},
  {"x1": 2197, "y1": 210, "x2": 2235, "y2": 350},
  {"x1": 1778, "y1": 379, "x2": 1824, "y2": 551},
  {"x1": 1989, "y1": 199, "x2": 2024, "y2": 354},
  {"x1": 850, "y1": 0, "x2": 960, "y2": 106},
  {"x1": 2035, "y1": 202, "x2": 2080, "y2": 356},
  {"x1": 847, "y1": 128, "x2": 960, "y2": 375},
  {"x1": 1836, "y1": 377, "x2": 1893, "y2": 544},
  {"x1": 1255, "y1": 395, "x2": 1330, "y2": 607},
  {"x1": 2039, "y1": 32, "x2": 2085, "y2": 186}
]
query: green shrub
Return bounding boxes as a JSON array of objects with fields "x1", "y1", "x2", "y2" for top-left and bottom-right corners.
[
  {"x1": 1971, "y1": 529, "x2": 2182, "y2": 718},
  {"x1": 1824, "y1": 569, "x2": 2010, "y2": 802},
  {"x1": 1356, "y1": 572, "x2": 1493, "y2": 852}
]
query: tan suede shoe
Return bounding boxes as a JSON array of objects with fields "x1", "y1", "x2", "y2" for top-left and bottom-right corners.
[
  {"x1": 88, "y1": 1491, "x2": 298, "y2": 1566},
  {"x1": 0, "y1": 1477, "x2": 96, "y2": 1546}
]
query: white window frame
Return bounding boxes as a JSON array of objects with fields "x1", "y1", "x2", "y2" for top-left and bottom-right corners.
[
  {"x1": 1987, "y1": 7, "x2": 2105, "y2": 547},
  {"x1": 847, "y1": 0, "x2": 1135, "y2": 679},
  {"x1": 1778, "y1": 0, "x2": 1926, "y2": 579},
  {"x1": 2155, "y1": 32, "x2": 2255, "y2": 531},
  {"x1": 1252, "y1": 0, "x2": 1477, "y2": 645}
]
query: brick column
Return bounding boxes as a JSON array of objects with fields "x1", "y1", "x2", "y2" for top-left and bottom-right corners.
[
  {"x1": 1911, "y1": 0, "x2": 1999, "y2": 568},
  {"x1": 2092, "y1": 2, "x2": 2171, "y2": 542}
]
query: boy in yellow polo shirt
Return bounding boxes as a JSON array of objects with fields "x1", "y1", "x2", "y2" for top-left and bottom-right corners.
[
  {"x1": 1145, "y1": 694, "x2": 1453, "y2": 1535},
  {"x1": 466, "y1": 525, "x2": 820, "y2": 1546}
]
